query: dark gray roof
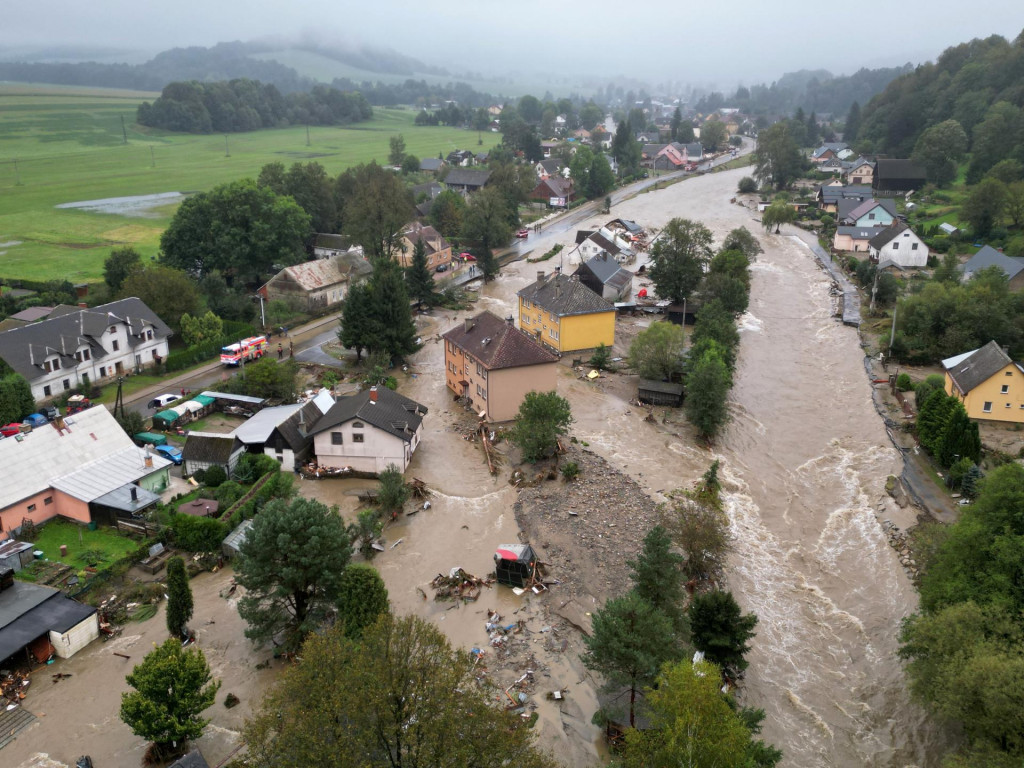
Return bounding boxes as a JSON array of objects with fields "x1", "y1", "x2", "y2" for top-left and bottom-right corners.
[
  {"x1": 943, "y1": 340, "x2": 1017, "y2": 396},
  {"x1": 182, "y1": 433, "x2": 240, "y2": 464},
  {"x1": 311, "y1": 387, "x2": 427, "y2": 443},
  {"x1": 443, "y1": 311, "x2": 558, "y2": 371},
  {"x1": 0, "y1": 581, "x2": 96, "y2": 661},
  {"x1": 314, "y1": 233, "x2": 349, "y2": 250},
  {"x1": 868, "y1": 221, "x2": 911, "y2": 250},
  {"x1": 517, "y1": 273, "x2": 615, "y2": 317},
  {"x1": 638, "y1": 379, "x2": 684, "y2": 395},
  {"x1": 960, "y1": 245, "x2": 1024, "y2": 281},
  {"x1": 273, "y1": 400, "x2": 322, "y2": 452},
  {"x1": 411, "y1": 181, "x2": 443, "y2": 199},
  {"x1": 419, "y1": 158, "x2": 444, "y2": 172},
  {"x1": 875, "y1": 158, "x2": 926, "y2": 181},
  {"x1": 93, "y1": 483, "x2": 160, "y2": 512},
  {"x1": 818, "y1": 185, "x2": 872, "y2": 204},
  {"x1": 578, "y1": 253, "x2": 633, "y2": 291},
  {"x1": 168, "y1": 750, "x2": 211, "y2": 768},
  {"x1": 9, "y1": 307, "x2": 54, "y2": 322},
  {"x1": 836, "y1": 226, "x2": 877, "y2": 239},
  {"x1": 539, "y1": 158, "x2": 564, "y2": 174},
  {"x1": 587, "y1": 232, "x2": 625, "y2": 256},
  {"x1": 837, "y1": 197, "x2": 878, "y2": 221},
  {"x1": 609, "y1": 218, "x2": 643, "y2": 234},
  {"x1": 0, "y1": 297, "x2": 172, "y2": 382},
  {"x1": 443, "y1": 168, "x2": 491, "y2": 188},
  {"x1": 575, "y1": 230, "x2": 596, "y2": 245}
]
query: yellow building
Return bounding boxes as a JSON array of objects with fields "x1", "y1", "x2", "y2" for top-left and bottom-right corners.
[
  {"x1": 943, "y1": 340, "x2": 1024, "y2": 422},
  {"x1": 517, "y1": 271, "x2": 616, "y2": 354}
]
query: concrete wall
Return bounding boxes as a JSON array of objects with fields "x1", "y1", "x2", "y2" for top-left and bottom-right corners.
[
  {"x1": 947, "y1": 363, "x2": 1024, "y2": 423},
  {"x1": 49, "y1": 613, "x2": 99, "y2": 659}
]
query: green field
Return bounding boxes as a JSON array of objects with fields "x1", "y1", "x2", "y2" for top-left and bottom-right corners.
[{"x1": 0, "y1": 84, "x2": 500, "y2": 282}]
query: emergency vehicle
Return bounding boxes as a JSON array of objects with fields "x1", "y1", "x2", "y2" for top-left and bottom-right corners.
[{"x1": 220, "y1": 336, "x2": 268, "y2": 366}]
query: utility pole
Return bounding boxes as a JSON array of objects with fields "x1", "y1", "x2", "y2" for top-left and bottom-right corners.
[
  {"x1": 306, "y1": 124, "x2": 311, "y2": 147},
  {"x1": 889, "y1": 305, "x2": 898, "y2": 352},
  {"x1": 150, "y1": 146, "x2": 155, "y2": 167},
  {"x1": 114, "y1": 377, "x2": 126, "y2": 421},
  {"x1": 13, "y1": 158, "x2": 21, "y2": 186},
  {"x1": 120, "y1": 114, "x2": 128, "y2": 144},
  {"x1": 224, "y1": 135, "x2": 230, "y2": 157}
]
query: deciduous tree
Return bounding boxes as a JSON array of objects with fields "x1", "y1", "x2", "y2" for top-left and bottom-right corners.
[
  {"x1": 963, "y1": 176, "x2": 1006, "y2": 238},
  {"x1": 663, "y1": 496, "x2": 732, "y2": 583},
  {"x1": 761, "y1": 199, "x2": 797, "y2": 233},
  {"x1": 912, "y1": 119, "x2": 968, "y2": 185},
  {"x1": 754, "y1": 122, "x2": 804, "y2": 190},
  {"x1": 685, "y1": 343, "x2": 732, "y2": 440},
  {"x1": 628, "y1": 321, "x2": 686, "y2": 381},
  {"x1": 339, "y1": 282, "x2": 373, "y2": 362},
  {"x1": 721, "y1": 227, "x2": 764, "y2": 262},
  {"x1": 462, "y1": 186, "x2": 512, "y2": 281},
  {"x1": 119, "y1": 264, "x2": 201, "y2": 333},
  {"x1": 244, "y1": 615, "x2": 556, "y2": 768},
  {"x1": 103, "y1": 246, "x2": 142, "y2": 293},
  {"x1": 237, "y1": 496, "x2": 353, "y2": 650},
  {"x1": 343, "y1": 162, "x2": 414, "y2": 261},
  {"x1": 648, "y1": 218, "x2": 714, "y2": 303},
  {"x1": 511, "y1": 391, "x2": 573, "y2": 462},
  {"x1": 0, "y1": 374, "x2": 35, "y2": 424},
  {"x1": 429, "y1": 189, "x2": 467, "y2": 238},
  {"x1": 701, "y1": 119, "x2": 728, "y2": 152},
  {"x1": 120, "y1": 639, "x2": 220, "y2": 759},
  {"x1": 179, "y1": 310, "x2": 223, "y2": 348},
  {"x1": 388, "y1": 134, "x2": 406, "y2": 167}
]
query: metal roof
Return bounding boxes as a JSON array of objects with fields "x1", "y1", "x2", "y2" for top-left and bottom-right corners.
[
  {"x1": 200, "y1": 391, "x2": 265, "y2": 405},
  {"x1": 0, "y1": 406, "x2": 147, "y2": 510},
  {"x1": 52, "y1": 447, "x2": 171, "y2": 503},
  {"x1": 0, "y1": 582, "x2": 96, "y2": 662},
  {"x1": 233, "y1": 403, "x2": 303, "y2": 444},
  {"x1": 92, "y1": 483, "x2": 160, "y2": 512}
]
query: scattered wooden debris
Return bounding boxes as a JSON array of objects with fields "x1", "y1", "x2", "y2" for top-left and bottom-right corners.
[
  {"x1": 1, "y1": 670, "x2": 30, "y2": 706},
  {"x1": 431, "y1": 568, "x2": 493, "y2": 602}
]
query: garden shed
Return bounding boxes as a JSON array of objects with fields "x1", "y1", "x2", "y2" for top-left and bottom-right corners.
[
  {"x1": 494, "y1": 543, "x2": 540, "y2": 588},
  {"x1": 637, "y1": 379, "x2": 684, "y2": 407},
  {"x1": 222, "y1": 519, "x2": 254, "y2": 558},
  {"x1": 0, "y1": 540, "x2": 33, "y2": 573},
  {"x1": 152, "y1": 409, "x2": 181, "y2": 430}
]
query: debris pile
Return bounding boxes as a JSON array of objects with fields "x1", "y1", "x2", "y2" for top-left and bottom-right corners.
[
  {"x1": 430, "y1": 567, "x2": 492, "y2": 602},
  {"x1": 485, "y1": 610, "x2": 526, "y2": 649},
  {"x1": 1, "y1": 670, "x2": 30, "y2": 708}
]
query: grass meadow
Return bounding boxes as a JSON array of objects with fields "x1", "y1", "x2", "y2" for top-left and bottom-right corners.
[{"x1": 0, "y1": 83, "x2": 500, "y2": 282}]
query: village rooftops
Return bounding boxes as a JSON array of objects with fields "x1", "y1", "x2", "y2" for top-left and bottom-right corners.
[
  {"x1": 443, "y1": 168, "x2": 492, "y2": 188},
  {"x1": 867, "y1": 221, "x2": 912, "y2": 251},
  {"x1": 942, "y1": 340, "x2": 1022, "y2": 395},
  {"x1": 311, "y1": 387, "x2": 427, "y2": 443},
  {"x1": 960, "y1": 245, "x2": 1024, "y2": 281},
  {"x1": 517, "y1": 273, "x2": 615, "y2": 317},
  {"x1": 443, "y1": 311, "x2": 558, "y2": 371}
]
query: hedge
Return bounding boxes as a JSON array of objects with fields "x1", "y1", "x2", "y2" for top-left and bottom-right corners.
[{"x1": 171, "y1": 514, "x2": 229, "y2": 552}]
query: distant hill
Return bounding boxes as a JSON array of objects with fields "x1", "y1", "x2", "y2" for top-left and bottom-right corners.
[
  {"x1": 696, "y1": 64, "x2": 912, "y2": 119},
  {"x1": 855, "y1": 29, "x2": 1024, "y2": 181}
]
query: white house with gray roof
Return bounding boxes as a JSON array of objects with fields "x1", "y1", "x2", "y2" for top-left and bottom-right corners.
[{"x1": 0, "y1": 297, "x2": 171, "y2": 401}]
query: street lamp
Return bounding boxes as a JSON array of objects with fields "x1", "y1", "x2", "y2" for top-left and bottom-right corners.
[{"x1": 252, "y1": 294, "x2": 266, "y2": 330}]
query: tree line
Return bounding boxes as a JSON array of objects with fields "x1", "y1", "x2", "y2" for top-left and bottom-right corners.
[
  {"x1": 583, "y1": 464, "x2": 781, "y2": 765},
  {"x1": 137, "y1": 78, "x2": 372, "y2": 133},
  {"x1": 647, "y1": 221, "x2": 760, "y2": 440}
]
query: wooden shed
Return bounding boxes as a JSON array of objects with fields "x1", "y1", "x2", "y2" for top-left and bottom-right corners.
[{"x1": 637, "y1": 379, "x2": 684, "y2": 407}]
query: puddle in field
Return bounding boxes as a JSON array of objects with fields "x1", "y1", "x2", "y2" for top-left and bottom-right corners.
[{"x1": 55, "y1": 191, "x2": 185, "y2": 217}]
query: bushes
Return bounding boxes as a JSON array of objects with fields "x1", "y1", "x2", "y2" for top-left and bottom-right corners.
[
  {"x1": 737, "y1": 176, "x2": 757, "y2": 194},
  {"x1": 171, "y1": 514, "x2": 229, "y2": 552},
  {"x1": 204, "y1": 465, "x2": 227, "y2": 488},
  {"x1": 896, "y1": 373, "x2": 913, "y2": 391}
]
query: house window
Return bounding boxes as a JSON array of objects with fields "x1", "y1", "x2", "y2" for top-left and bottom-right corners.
[
  {"x1": 868, "y1": 213, "x2": 875, "y2": 220},
  {"x1": 27, "y1": 504, "x2": 36, "y2": 512},
  {"x1": 108, "y1": 327, "x2": 116, "y2": 335},
  {"x1": 1007, "y1": 403, "x2": 1012, "y2": 408},
  {"x1": 44, "y1": 497, "x2": 52, "y2": 505},
  {"x1": 43, "y1": 385, "x2": 51, "y2": 397},
  {"x1": 911, "y1": 243, "x2": 919, "y2": 250},
  {"x1": 63, "y1": 379, "x2": 70, "y2": 391},
  {"x1": 983, "y1": 401, "x2": 993, "y2": 413},
  {"x1": 76, "y1": 348, "x2": 91, "y2": 363},
  {"x1": 892, "y1": 242, "x2": 899, "y2": 250},
  {"x1": 353, "y1": 422, "x2": 364, "y2": 428},
  {"x1": 522, "y1": 299, "x2": 531, "y2": 309},
  {"x1": 1002, "y1": 385, "x2": 1009, "y2": 394},
  {"x1": 523, "y1": 315, "x2": 530, "y2": 325},
  {"x1": 551, "y1": 329, "x2": 559, "y2": 340},
  {"x1": 476, "y1": 384, "x2": 487, "y2": 400},
  {"x1": 1007, "y1": 371, "x2": 1014, "y2": 376},
  {"x1": 476, "y1": 363, "x2": 485, "y2": 377},
  {"x1": 112, "y1": 340, "x2": 119, "y2": 351},
  {"x1": 331, "y1": 432, "x2": 343, "y2": 445},
  {"x1": 353, "y1": 433, "x2": 364, "y2": 443}
]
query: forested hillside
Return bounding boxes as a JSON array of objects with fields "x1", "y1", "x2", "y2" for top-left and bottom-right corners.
[
  {"x1": 136, "y1": 79, "x2": 372, "y2": 133},
  {"x1": 854, "y1": 30, "x2": 1024, "y2": 181}
]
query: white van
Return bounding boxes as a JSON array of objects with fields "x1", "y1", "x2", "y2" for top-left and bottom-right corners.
[{"x1": 147, "y1": 393, "x2": 179, "y2": 410}]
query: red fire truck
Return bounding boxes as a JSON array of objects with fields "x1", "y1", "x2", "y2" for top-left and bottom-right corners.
[{"x1": 220, "y1": 336, "x2": 268, "y2": 366}]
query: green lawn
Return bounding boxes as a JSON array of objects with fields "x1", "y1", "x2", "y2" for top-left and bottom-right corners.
[
  {"x1": 28, "y1": 518, "x2": 140, "y2": 571},
  {"x1": 0, "y1": 84, "x2": 500, "y2": 282}
]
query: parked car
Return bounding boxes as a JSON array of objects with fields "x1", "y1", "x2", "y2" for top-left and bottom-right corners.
[
  {"x1": 435, "y1": 264, "x2": 448, "y2": 273},
  {"x1": 459, "y1": 252, "x2": 475, "y2": 261},
  {"x1": 155, "y1": 444, "x2": 183, "y2": 465},
  {"x1": 515, "y1": 228, "x2": 529, "y2": 239},
  {"x1": 42, "y1": 405, "x2": 60, "y2": 421},
  {"x1": 148, "y1": 393, "x2": 179, "y2": 410},
  {"x1": 1, "y1": 423, "x2": 23, "y2": 437},
  {"x1": 23, "y1": 413, "x2": 48, "y2": 428}
]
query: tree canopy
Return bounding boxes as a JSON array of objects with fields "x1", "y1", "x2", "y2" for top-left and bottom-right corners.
[
  {"x1": 628, "y1": 321, "x2": 686, "y2": 381},
  {"x1": 244, "y1": 614, "x2": 556, "y2": 768},
  {"x1": 119, "y1": 264, "x2": 202, "y2": 333},
  {"x1": 511, "y1": 391, "x2": 573, "y2": 462},
  {"x1": 160, "y1": 179, "x2": 310, "y2": 283},
  {"x1": 237, "y1": 495, "x2": 353, "y2": 650},
  {"x1": 648, "y1": 218, "x2": 714, "y2": 303},
  {"x1": 342, "y1": 163, "x2": 414, "y2": 261}
]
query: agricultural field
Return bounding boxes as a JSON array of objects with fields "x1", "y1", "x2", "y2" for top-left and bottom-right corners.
[{"x1": 0, "y1": 83, "x2": 500, "y2": 282}]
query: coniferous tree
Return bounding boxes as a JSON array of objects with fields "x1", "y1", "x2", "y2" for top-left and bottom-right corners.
[
  {"x1": 689, "y1": 590, "x2": 759, "y2": 675},
  {"x1": 367, "y1": 258, "x2": 420, "y2": 360},
  {"x1": 165, "y1": 556, "x2": 193, "y2": 639},
  {"x1": 405, "y1": 238, "x2": 435, "y2": 308},
  {"x1": 629, "y1": 526, "x2": 688, "y2": 639},
  {"x1": 339, "y1": 282, "x2": 373, "y2": 362}
]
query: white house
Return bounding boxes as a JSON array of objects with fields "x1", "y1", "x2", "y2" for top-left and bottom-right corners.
[
  {"x1": 232, "y1": 390, "x2": 334, "y2": 471},
  {"x1": 0, "y1": 298, "x2": 171, "y2": 401},
  {"x1": 310, "y1": 386, "x2": 427, "y2": 474},
  {"x1": 868, "y1": 222, "x2": 928, "y2": 268}
]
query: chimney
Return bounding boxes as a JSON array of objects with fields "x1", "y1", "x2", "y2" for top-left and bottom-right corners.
[
  {"x1": 1003, "y1": 345, "x2": 1010, "y2": 357},
  {"x1": 130, "y1": 487, "x2": 138, "y2": 502},
  {"x1": 506, "y1": 315, "x2": 514, "y2": 325},
  {"x1": 536, "y1": 270, "x2": 545, "y2": 283},
  {"x1": 555, "y1": 280, "x2": 561, "y2": 299},
  {"x1": 465, "y1": 317, "x2": 475, "y2": 333},
  {"x1": 369, "y1": 386, "x2": 378, "y2": 404}
]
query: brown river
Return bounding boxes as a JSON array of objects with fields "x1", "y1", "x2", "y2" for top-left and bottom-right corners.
[{"x1": 310, "y1": 167, "x2": 947, "y2": 767}]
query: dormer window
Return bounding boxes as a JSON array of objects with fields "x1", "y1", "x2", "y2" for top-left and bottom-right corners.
[
  {"x1": 75, "y1": 348, "x2": 91, "y2": 363},
  {"x1": 108, "y1": 326, "x2": 117, "y2": 335},
  {"x1": 43, "y1": 357, "x2": 61, "y2": 373}
]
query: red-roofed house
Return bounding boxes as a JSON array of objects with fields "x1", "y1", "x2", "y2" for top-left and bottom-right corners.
[{"x1": 443, "y1": 311, "x2": 559, "y2": 421}]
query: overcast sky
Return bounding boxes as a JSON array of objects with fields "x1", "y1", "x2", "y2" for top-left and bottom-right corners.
[{"x1": 3, "y1": 0, "x2": 1024, "y2": 88}]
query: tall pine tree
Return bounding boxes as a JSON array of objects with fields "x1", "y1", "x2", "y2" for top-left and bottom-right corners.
[
  {"x1": 165, "y1": 556, "x2": 194, "y2": 639},
  {"x1": 339, "y1": 281, "x2": 373, "y2": 362},
  {"x1": 405, "y1": 238, "x2": 435, "y2": 308},
  {"x1": 368, "y1": 258, "x2": 420, "y2": 360}
]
